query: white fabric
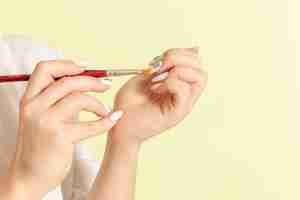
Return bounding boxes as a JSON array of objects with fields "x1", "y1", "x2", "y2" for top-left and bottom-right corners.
[{"x1": 0, "y1": 34, "x2": 100, "y2": 200}]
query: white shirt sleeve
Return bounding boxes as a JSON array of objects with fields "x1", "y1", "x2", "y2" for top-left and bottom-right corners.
[
  {"x1": 0, "y1": 34, "x2": 100, "y2": 200},
  {"x1": 63, "y1": 144, "x2": 100, "y2": 200}
]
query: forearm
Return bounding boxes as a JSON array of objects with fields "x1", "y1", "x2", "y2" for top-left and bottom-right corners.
[{"x1": 87, "y1": 136, "x2": 141, "y2": 200}]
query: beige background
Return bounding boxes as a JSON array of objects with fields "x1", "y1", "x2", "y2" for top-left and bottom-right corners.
[{"x1": 1, "y1": 0, "x2": 299, "y2": 199}]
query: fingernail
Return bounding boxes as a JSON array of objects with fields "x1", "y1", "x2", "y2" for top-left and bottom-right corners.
[
  {"x1": 151, "y1": 72, "x2": 169, "y2": 82},
  {"x1": 109, "y1": 110, "x2": 124, "y2": 122},
  {"x1": 99, "y1": 78, "x2": 112, "y2": 86}
]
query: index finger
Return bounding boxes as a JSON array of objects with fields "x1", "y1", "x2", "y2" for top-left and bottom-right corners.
[
  {"x1": 157, "y1": 47, "x2": 201, "y2": 73},
  {"x1": 23, "y1": 60, "x2": 84, "y2": 101}
]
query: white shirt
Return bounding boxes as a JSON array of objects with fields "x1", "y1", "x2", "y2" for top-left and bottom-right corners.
[{"x1": 0, "y1": 34, "x2": 100, "y2": 200}]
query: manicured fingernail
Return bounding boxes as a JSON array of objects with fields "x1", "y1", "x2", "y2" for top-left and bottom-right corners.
[
  {"x1": 109, "y1": 110, "x2": 123, "y2": 122},
  {"x1": 151, "y1": 72, "x2": 169, "y2": 82},
  {"x1": 100, "y1": 78, "x2": 112, "y2": 86}
]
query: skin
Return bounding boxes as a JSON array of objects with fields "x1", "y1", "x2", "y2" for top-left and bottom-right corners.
[
  {"x1": 88, "y1": 47, "x2": 207, "y2": 200},
  {"x1": 0, "y1": 60, "x2": 121, "y2": 200},
  {"x1": 0, "y1": 48, "x2": 207, "y2": 200}
]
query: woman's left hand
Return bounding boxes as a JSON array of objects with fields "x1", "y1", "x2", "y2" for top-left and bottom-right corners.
[{"x1": 109, "y1": 48, "x2": 207, "y2": 146}]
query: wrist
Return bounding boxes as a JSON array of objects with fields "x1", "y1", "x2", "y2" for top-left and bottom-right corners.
[
  {"x1": 108, "y1": 129, "x2": 143, "y2": 150},
  {"x1": 107, "y1": 133, "x2": 142, "y2": 158}
]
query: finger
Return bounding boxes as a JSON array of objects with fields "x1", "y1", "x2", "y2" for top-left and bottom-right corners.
[
  {"x1": 166, "y1": 76, "x2": 191, "y2": 106},
  {"x1": 189, "y1": 46, "x2": 200, "y2": 55},
  {"x1": 24, "y1": 60, "x2": 84, "y2": 101},
  {"x1": 150, "y1": 69, "x2": 207, "y2": 102},
  {"x1": 150, "y1": 82, "x2": 164, "y2": 92},
  {"x1": 152, "y1": 68, "x2": 202, "y2": 85},
  {"x1": 163, "y1": 53, "x2": 201, "y2": 71},
  {"x1": 51, "y1": 92, "x2": 110, "y2": 120},
  {"x1": 150, "y1": 71, "x2": 190, "y2": 106},
  {"x1": 169, "y1": 68, "x2": 207, "y2": 105},
  {"x1": 65, "y1": 110, "x2": 123, "y2": 143},
  {"x1": 153, "y1": 65, "x2": 206, "y2": 84},
  {"x1": 162, "y1": 48, "x2": 199, "y2": 58},
  {"x1": 176, "y1": 67, "x2": 203, "y2": 83},
  {"x1": 190, "y1": 70, "x2": 208, "y2": 104},
  {"x1": 34, "y1": 76, "x2": 111, "y2": 109},
  {"x1": 158, "y1": 48, "x2": 201, "y2": 73},
  {"x1": 151, "y1": 72, "x2": 169, "y2": 83}
]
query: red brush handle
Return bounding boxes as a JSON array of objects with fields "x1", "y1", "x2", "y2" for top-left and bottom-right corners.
[{"x1": 0, "y1": 70, "x2": 108, "y2": 83}]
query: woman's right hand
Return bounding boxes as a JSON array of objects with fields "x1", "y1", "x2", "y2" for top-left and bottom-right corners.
[{"x1": 8, "y1": 60, "x2": 123, "y2": 199}]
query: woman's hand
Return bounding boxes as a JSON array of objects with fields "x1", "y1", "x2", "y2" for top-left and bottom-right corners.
[
  {"x1": 110, "y1": 48, "x2": 207, "y2": 146},
  {"x1": 8, "y1": 60, "x2": 123, "y2": 199}
]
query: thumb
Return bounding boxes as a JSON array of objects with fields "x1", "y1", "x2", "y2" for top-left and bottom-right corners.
[{"x1": 67, "y1": 110, "x2": 124, "y2": 142}]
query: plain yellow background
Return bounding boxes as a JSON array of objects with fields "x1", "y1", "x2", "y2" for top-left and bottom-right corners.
[{"x1": 1, "y1": 0, "x2": 299, "y2": 199}]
